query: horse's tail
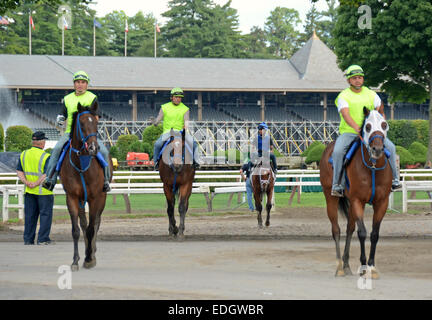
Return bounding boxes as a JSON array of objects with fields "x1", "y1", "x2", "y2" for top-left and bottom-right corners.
[{"x1": 338, "y1": 196, "x2": 350, "y2": 220}]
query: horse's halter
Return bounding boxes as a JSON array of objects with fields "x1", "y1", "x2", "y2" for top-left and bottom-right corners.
[{"x1": 73, "y1": 111, "x2": 98, "y2": 156}]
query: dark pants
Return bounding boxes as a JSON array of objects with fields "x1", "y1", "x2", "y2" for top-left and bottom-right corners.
[{"x1": 23, "y1": 193, "x2": 54, "y2": 244}]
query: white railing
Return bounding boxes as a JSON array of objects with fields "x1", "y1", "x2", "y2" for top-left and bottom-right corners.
[{"x1": 1, "y1": 169, "x2": 431, "y2": 221}]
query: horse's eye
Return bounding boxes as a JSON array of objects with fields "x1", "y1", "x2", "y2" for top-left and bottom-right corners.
[
  {"x1": 365, "y1": 123, "x2": 372, "y2": 133},
  {"x1": 381, "y1": 121, "x2": 388, "y2": 131}
]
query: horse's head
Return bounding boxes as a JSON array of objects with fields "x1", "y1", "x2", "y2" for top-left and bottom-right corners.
[
  {"x1": 73, "y1": 102, "x2": 99, "y2": 156},
  {"x1": 362, "y1": 107, "x2": 388, "y2": 160}
]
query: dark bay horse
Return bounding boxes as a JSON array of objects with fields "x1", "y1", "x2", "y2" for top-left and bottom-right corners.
[
  {"x1": 159, "y1": 129, "x2": 195, "y2": 239},
  {"x1": 61, "y1": 102, "x2": 113, "y2": 271},
  {"x1": 320, "y1": 108, "x2": 392, "y2": 278},
  {"x1": 251, "y1": 159, "x2": 275, "y2": 228}
]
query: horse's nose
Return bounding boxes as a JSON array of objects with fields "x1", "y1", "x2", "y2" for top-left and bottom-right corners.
[{"x1": 371, "y1": 145, "x2": 383, "y2": 158}]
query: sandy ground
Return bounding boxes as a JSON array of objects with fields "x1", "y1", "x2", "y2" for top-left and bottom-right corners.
[{"x1": 1, "y1": 207, "x2": 432, "y2": 300}]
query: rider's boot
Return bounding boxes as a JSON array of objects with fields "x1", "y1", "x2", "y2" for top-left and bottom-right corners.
[
  {"x1": 391, "y1": 179, "x2": 402, "y2": 191},
  {"x1": 102, "y1": 166, "x2": 111, "y2": 192},
  {"x1": 42, "y1": 171, "x2": 58, "y2": 191}
]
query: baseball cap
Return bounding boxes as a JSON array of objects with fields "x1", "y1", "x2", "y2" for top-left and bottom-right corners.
[{"x1": 32, "y1": 131, "x2": 47, "y2": 141}]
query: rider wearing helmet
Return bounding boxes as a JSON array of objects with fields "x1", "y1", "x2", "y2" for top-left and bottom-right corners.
[
  {"x1": 42, "y1": 71, "x2": 111, "y2": 192},
  {"x1": 251, "y1": 122, "x2": 277, "y2": 174},
  {"x1": 152, "y1": 87, "x2": 201, "y2": 170},
  {"x1": 331, "y1": 64, "x2": 400, "y2": 197}
]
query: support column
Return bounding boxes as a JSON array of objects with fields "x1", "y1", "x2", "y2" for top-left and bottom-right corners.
[
  {"x1": 323, "y1": 92, "x2": 328, "y2": 122},
  {"x1": 390, "y1": 102, "x2": 394, "y2": 120},
  {"x1": 261, "y1": 93, "x2": 265, "y2": 121},
  {"x1": 198, "y1": 92, "x2": 203, "y2": 121},
  {"x1": 132, "y1": 91, "x2": 137, "y2": 121}
]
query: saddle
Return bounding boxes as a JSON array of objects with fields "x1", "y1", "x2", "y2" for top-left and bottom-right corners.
[{"x1": 56, "y1": 139, "x2": 108, "y2": 172}]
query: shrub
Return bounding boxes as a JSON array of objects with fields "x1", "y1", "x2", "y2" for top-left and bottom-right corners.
[
  {"x1": 142, "y1": 125, "x2": 163, "y2": 146},
  {"x1": 396, "y1": 146, "x2": 415, "y2": 168},
  {"x1": 305, "y1": 143, "x2": 326, "y2": 164},
  {"x1": 301, "y1": 141, "x2": 323, "y2": 157},
  {"x1": 142, "y1": 142, "x2": 153, "y2": 158},
  {"x1": 130, "y1": 140, "x2": 143, "y2": 153},
  {"x1": 387, "y1": 120, "x2": 418, "y2": 149},
  {"x1": 116, "y1": 134, "x2": 139, "y2": 161},
  {"x1": 408, "y1": 141, "x2": 427, "y2": 165},
  {"x1": 411, "y1": 120, "x2": 429, "y2": 147},
  {"x1": 0, "y1": 123, "x2": 4, "y2": 152},
  {"x1": 109, "y1": 145, "x2": 119, "y2": 159},
  {"x1": 5, "y1": 126, "x2": 32, "y2": 152}
]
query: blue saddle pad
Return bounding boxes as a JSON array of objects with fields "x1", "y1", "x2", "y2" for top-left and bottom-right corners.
[{"x1": 55, "y1": 139, "x2": 108, "y2": 171}]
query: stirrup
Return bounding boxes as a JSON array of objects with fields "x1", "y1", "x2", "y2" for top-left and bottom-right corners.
[
  {"x1": 42, "y1": 179, "x2": 55, "y2": 191},
  {"x1": 102, "y1": 181, "x2": 111, "y2": 192},
  {"x1": 193, "y1": 162, "x2": 200, "y2": 170},
  {"x1": 391, "y1": 183, "x2": 402, "y2": 191},
  {"x1": 331, "y1": 188, "x2": 344, "y2": 197}
]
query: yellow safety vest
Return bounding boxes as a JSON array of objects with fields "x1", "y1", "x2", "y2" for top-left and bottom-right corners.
[
  {"x1": 161, "y1": 102, "x2": 189, "y2": 134},
  {"x1": 20, "y1": 147, "x2": 53, "y2": 195},
  {"x1": 63, "y1": 91, "x2": 97, "y2": 133},
  {"x1": 335, "y1": 86, "x2": 377, "y2": 134}
]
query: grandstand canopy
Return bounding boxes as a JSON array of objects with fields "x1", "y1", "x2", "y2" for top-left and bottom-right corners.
[{"x1": 0, "y1": 34, "x2": 347, "y2": 93}]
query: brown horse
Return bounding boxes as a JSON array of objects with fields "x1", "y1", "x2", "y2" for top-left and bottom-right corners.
[
  {"x1": 320, "y1": 108, "x2": 392, "y2": 278},
  {"x1": 251, "y1": 159, "x2": 275, "y2": 228},
  {"x1": 159, "y1": 129, "x2": 195, "y2": 239},
  {"x1": 61, "y1": 102, "x2": 113, "y2": 271}
]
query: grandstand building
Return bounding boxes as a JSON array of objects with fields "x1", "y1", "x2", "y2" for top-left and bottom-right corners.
[{"x1": 0, "y1": 33, "x2": 429, "y2": 156}]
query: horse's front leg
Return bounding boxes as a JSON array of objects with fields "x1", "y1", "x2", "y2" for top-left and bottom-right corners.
[
  {"x1": 83, "y1": 200, "x2": 105, "y2": 269},
  {"x1": 164, "y1": 185, "x2": 177, "y2": 237},
  {"x1": 67, "y1": 197, "x2": 80, "y2": 272},
  {"x1": 178, "y1": 184, "x2": 192, "y2": 240},
  {"x1": 265, "y1": 188, "x2": 273, "y2": 227},
  {"x1": 368, "y1": 198, "x2": 389, "y2": 279},
  {"x1": 254, "y1": 190, "x2": 263, "y2": 228}
]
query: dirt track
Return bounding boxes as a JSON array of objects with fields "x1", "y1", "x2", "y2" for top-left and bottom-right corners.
[{"x1": 1, "y1": 207, "x2": 432, "y2": 300}]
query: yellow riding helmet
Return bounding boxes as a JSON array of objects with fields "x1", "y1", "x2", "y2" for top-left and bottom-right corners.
[
  {"x1": 170, "y1": 87, "x2": 184, "y2": 97},
  {"x1": 345, "y1": 65, "x2": 364, "y2": 79},
  {"x1": 73, "y1": 71, "x2": 90, "y2": 83}
]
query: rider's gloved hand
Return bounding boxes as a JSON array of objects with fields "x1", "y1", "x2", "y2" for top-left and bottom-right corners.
[{"x1": 56, "y1": 115, "x2": 66, "y2": 127}]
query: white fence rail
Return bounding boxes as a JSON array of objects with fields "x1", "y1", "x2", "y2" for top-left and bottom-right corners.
[{"x1": 1, "y1": 169, "x2": 432, "y2": 221}]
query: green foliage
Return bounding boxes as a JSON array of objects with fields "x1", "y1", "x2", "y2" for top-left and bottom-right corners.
[
  {"x1": 5, "y1": 125, "x2": 32, "y2": 152},
  {"x1": 305, "y1": 143, "x2": 326, "y2": 164},
  {"x1": 142, "y1": 142, "x2": 153, "y2": 158},
  {"x1": 116, "y1": 134, "x2": 139, "y2": 161},
  {"x1": 142, "y1": 125, "x2": 163, "y2": 146},
  {"x1": 301, "y1": 141, "x2": 324, "y2": 157},
  {"x1": 0, "y1": 123, "x2": 4, "y2": 152},
  {"x1": 225, "y1": 148, "x2": 241, "y2": 162},
  {"x1": 396, "y1": 146, "x2": 415, "y2": 168},
  {"x1": 387, "y1": 120, "x2": 418, "y2": 149},
  {"x1": 408, "y1": 141, "x2": 427, "y2": 164},
  {"x1": 411, "y1": 120, "x2": 429, "y2": 147}
]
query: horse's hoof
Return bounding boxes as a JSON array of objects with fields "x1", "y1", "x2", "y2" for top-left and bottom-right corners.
[
  {"x1": 370, "y1": 266, "x2": 380, "y2": 279},
  {"x1": 71, "y1": 264, "x2": 79, "y2": 272},
  {"x1": 265, "y1": 221, "x2": 270, "y2": 227},
  {"x1": 177, "y1": 234, "x2": 185, "y2": 242},
  {"x1": 344, "y1": 267, "x2": 353, "y2": 276},
  {"x1": 335, "y1": 269, "x2": 345, "y2": 277},
  {"x1": 83, "y1": 259, "x2": 96, "y2": 269},
  {"x1": 258, "y1": 224, "x2": 263, "y2": 229}
]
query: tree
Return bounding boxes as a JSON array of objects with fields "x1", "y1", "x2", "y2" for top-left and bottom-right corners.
[
  {"x1": 161, "y1": 0, "x2": 243, "y2": 58},
  {"x1": 0, "y1": 0, "x2": 92, "y2": 15},
  {"x1": 242, "y1": 26, "x2": 273, "y2": 59},
  {"x1": 333, "y1": 0, "x2": 432, "y2": 161},
  {"x1": 264, "y1": 7, "x2": 301, "y2": 59}
]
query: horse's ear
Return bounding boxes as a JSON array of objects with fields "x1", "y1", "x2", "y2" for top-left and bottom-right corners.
[
  {"x1": 90, "y1": 100, "x2": 99, "y2": 115},
  {"x1": 363, "y1": 106, "x2": 370, "y2": 117},
  {"x1": 77, "y1": 102, "x2": 85, "y2": 113}
]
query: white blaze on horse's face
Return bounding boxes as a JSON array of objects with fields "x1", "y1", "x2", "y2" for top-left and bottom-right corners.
[{"x1": 363, "y1": 110, "x2": 388, "y2": 148}]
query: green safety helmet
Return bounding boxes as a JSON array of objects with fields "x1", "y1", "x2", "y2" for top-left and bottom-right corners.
[
  {"x1": 170, "y1": 87, "x2": 184, "y2": 97},
  {"x1": 345, "y1": 65, "x2": 364, "y2": 79},
  {"x1": 73, "y1": 70, "x2": 90, "y2": 83}
]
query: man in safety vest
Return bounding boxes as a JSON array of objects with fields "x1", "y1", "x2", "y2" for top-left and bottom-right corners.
[
  {"x1": 331, "y1": 64, "x2": 400, "y2": 197},
  {"x1": 152, "y1": 87, "x2": 200, "y2": 170},
  {"x1": 16, "y1": 131, "x2": 54, "y2": 245},
  {"x1": 42, "y1": 71, "x2": 111, "y2": 192}
]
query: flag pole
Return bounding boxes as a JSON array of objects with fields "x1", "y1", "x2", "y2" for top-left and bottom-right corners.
[
  {"x1": 28, "y1": 12, "x2": 31, "y2": 55},
  {"x1": 62, "y1": 26, "x2": 64, "y2": 55},
  {"x1": 93, "y1": 19, "x2": 96, "y2": 56},
  {"x1": 124, "y1": 27, "x2": 127, "y2": 57},
  {"x1": 154, "y1": 20, "x2": 157, "y2": 58}
]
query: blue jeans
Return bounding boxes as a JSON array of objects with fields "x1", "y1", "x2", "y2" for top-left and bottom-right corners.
[
  {"x1": 332, "y1": 133, "x2": 399, "y2": 190},
  {"x1": 153, "y1": 132, "x2": 200, "y2": 164},
  {"x1": 23, "y1": 193, "x2": 54, "y2": 244},
  {"x1": 45, "y1": 133, "x2": 110, "y2": 182},
  {"x1": 245, "y1": 177, "x2": 255, "y2": 210}
]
